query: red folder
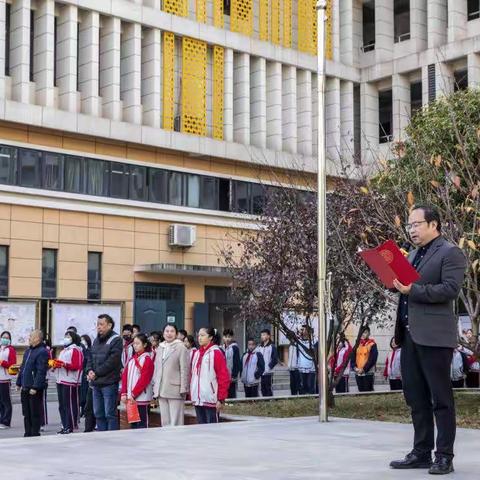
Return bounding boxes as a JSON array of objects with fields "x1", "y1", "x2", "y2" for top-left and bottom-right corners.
[{"x1": 358, "y1": 240, "x2": 420, "y2": 289}]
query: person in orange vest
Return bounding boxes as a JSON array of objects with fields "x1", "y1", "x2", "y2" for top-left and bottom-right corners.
[{"x1": 351, "y1": 326, "x2": 378, "y2": 392}]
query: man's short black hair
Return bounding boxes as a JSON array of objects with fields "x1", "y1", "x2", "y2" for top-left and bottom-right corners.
[
  {"x1": 67, "y1": 326, "x2": 78, "y2": 333},
  {"x1": 132, "y1": 324, "x2": 141, "y2": 331},
  {"x1": 178, "y1": 329, "x2": 188, "y2": 337},
  {"x1": 122, "y1": 324, "x2": 133, "y2": 333},
  {"x1": 412, "y1": 204, "x2": 442, "y2": 232},
  {"x1": 247, "y1": 338, "x2": 256, "y2": 344},
  {"x1": 260, "y1": 329, "x2": 271, "y2": 336},
  {"x1": 98, "y1": 314, "x2": 114, "y2": 329},
  {"x1": 223, "y1": 328, "x2": 234, "y2": 336}
]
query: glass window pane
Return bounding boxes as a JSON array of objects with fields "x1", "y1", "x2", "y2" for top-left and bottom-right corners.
[
  {"x1": 187, "y1": 175, "x2": 200, "y2": 208},
  {"x1": 200, "y1": 176, "x2": 218, "y2": 210},
  {"x1": 0, "y1": 246, "x2": 8, "y2": 297},
  {"x1": 18, "y1": 149, "x2": 42, "y2": 188},
  {"x1": 110, "y1": 162, "x2": 129, "y2": 199},
  {"x1": 129, "y1": 165, "x2": 147, "y2": 201},
  {"x1": 88, "y1": 252, "x2": 101, "y2": 300},
  {"x1": 64, "y1": 156, "x2": 85, "y2": 193},
  {"x1": 0, "y1": 146, "x2": 17, "y2": 185},
  {"x1": 233, "y1": 181, "x2": 250, "y2": 213},
  {"x1": 251, "y1": 183, "x2": 266, "y2": 215},
  {"x1": 218, "y1": 178, "x2": 230, "y2": 212},
  {"x1": 42, "y1": 249, "x2": 57, "y2": 298},
  {"x1": 87, "y1": 159, "x2": 109, "y2": 196},
  {"x1": 168, "y1": 172, "x2": 183, "y2": 206},
  {"x1": 42, "y1": 152, "x2": 64, "y2": 190},
  {"x1": 148, "y1": 169, "x2": 167, "y2": 203}
]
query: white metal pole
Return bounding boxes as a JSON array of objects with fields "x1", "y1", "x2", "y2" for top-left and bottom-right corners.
[{"x1": 316, "y1": 0, "x2": 328, "y2": 423}]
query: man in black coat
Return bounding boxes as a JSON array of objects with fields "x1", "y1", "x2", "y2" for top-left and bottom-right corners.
[
  {"x1": 390, "y1": 205, "x2": 467, "y2": 475},
  {"x1": 86, "y1": 314, "x2": 122, "y2": 431},
  {"x1": 16, "y1": 330, "x2": 49, "y2": 437}
]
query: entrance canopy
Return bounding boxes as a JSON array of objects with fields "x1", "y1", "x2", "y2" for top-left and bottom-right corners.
[{"x1": 135, "y1": 263, "x2": 232, "y2": 278}]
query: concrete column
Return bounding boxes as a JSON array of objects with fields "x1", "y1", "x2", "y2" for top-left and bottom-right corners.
[
  {"x1": 121, "y1": 22, "x2": 142, "y2": 124},
  {"x1": 340, "y1": 80, "x2": 354, "y2": 161},
  {"x1": 249, "y1": 56, "x2": 266, "y2": 148},
  {"x1": 34, "y1": 0, "x2": 55, "y2": 107},
  {"x1": 79, "y1": 10, "x2": 101, "y2": 116},
  {"x1": 331, "y1": 0, "x2": 340, "y2": 62},
  {"x1": 224, "y1": 48, "x2": 233, "y2": 143},
  {"x1": 340, "y1": 0, "x2": 354, "y2": 66},
  {"x1": 297, "y1": 69, "x2": 312, "y2": 157},
  {"x1": 375, "y1": 0, "x2": 394, "y2": 63},
  {"x1": 468, "y1": 52, "x2": 480, "y2": 88},
  {"x1": 266, "y1": 61, "x2": 282, "y2": 151},
  {"x1": 10, "y1": 0, "x2": 31, "y2": 103},
  {"x1": 142, "y1": 28, "x2": 161, "y2": 128},
  {"x1": 427, "y1": 0, "x2": 447, "y2": 48},
  {"x1": 326, "y1": 77, "x2": 341, "y2": 164},
  {"x1": 100, "y1": 16, "x2": 122, "y2": 121},
  {"x1": 233, "y1": 52, "x2": 250, "y2": 145},
  {"x1": 0, "y1": 0, "x2": 5, "y2": 99},
  {"x1": 360, "y1": 81, "x2": 379, "y2": 166},
  {"x1": 392, "y1": 73, "x2": 410, "y2": 142},
  {"x1": 447, "y1": 0, "x2": 467, "y2": 43},
  {"x1": 282, "y1": 65, "x2": 297, "y2": 154},
  {"x1": 410, "y1": 0, "x2": 428, "y2": 51}
]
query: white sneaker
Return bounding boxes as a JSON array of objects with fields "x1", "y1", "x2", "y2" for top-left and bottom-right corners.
[{"x1": 0, "y1": 424, "x2": 8, "y2": 429}]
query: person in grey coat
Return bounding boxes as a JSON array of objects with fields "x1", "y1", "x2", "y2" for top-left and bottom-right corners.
[{"x1": 389, "y1": 205, "x2": 467, "y2": 475}]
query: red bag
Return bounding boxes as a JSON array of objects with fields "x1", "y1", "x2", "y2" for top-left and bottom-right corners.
[{"x1": 126, "y1": 399, "x2": 140, "y2": 424}]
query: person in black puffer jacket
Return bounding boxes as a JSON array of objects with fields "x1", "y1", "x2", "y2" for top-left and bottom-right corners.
[{"x1": 86, "y1": 314, "x2": 122, "y2": 431}]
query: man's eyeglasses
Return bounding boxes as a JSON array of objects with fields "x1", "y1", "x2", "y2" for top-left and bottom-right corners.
[{"x1": 405, "y1": 220, "x2": 427, "y2": 231}]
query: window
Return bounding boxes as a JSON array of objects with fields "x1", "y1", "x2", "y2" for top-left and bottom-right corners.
[
  {"x1": 200, "y1": 176, "x2": 219, "y2": 210},
  {"x1": 0, "y1": 146, "x2": 17, "y2": 184},
  {"x1": 42, "y1": 249, "x2": 57, "y2": 298},
  {"x1": 353, "y1": 84, "x2": 361, "y2": 165},
  {"x1": 148, "y1": 168, "x2": 168, "y2": 203},
  {"x1": 454, "y1": 69, "x2": 468, "y2": 91},
  {"x1": 251, "y1": 183, "x2": 266, "y2": 215},
  {"x1": 64, "y1": 156, "x2": 85, "y2": 193},
  {"x1": 54, "y1": 16, "x2": 58, "y2": 87},
  {"x1": 86, "y1": 159, "x2": 109, "y2": 196},
  {"x1": 379, "y1": 89, "x2": 393, "y2": 144},
  {"x1": 232, "y1": 181, "x2": 251, "y2": 213},
  {"x1": 5, "y1": 3, "x2": 10, "y2": 76},
  {"x1": 428, "y1": 64, "x2": 436, "y2": 103},
  {"x1": 410, "y1": 81, "x2": 422, "y2": 116},
  {"x1": 18, "y1": 149, "x2": 42, "y2": 187},
  {"x1": 218, "y1": 178, "x2": 230, "y2": 212},
  {"x1": 468, "y1": 0, "x2": 480, "y2": 20},
  {"x1": 223, "y1": 0, "x2": 231, "y2": 16},
  {"x1": 129, "y1": 165, "x2": 147, "y2": 201},
  {"x1": 394, "y1": 0, "x2": 410, "y2": 43},
  {"x1": 88, "y1": 252, "x2": 101, "y2": 300},
  {"x1": 186, "y1": 174, "x2": 200, "y2": 208},
  {"x1": 110, "y1": 162, "x2": 129, "y2": 199},
  {"x1": 168, "y1": 172, "x2": 183, "y2": 206},
  {"x1": 30, "y1": 10, "x2": 34, "y2": 82},
  {"x1": 0, "y1": 246, "x2": 8, "y2": 297},
  {"x1": 362, "y1": 0, "x2": 375, "y2": 52},
  {"x1": 42, "y1": 152, "x2": 64, "y2": 190}
]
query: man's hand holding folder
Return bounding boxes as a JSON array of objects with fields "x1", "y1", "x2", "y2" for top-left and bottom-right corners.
[{"x1": 358, "y1": 240, "x2": 420, "y2": 290}]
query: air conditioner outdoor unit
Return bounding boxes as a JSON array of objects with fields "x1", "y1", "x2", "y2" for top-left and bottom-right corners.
[{"x1": 169, "y1": 224, "x2": 196, "y2": 248}]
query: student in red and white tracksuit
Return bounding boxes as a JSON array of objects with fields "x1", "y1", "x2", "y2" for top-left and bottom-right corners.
[
  {"x1": 190, "y1": 327, "x2": 230, "y2": 424},
  {"x1": 53, "y1": 331, "x2": 84, "y2": 434},
  {"x1": 384, "y1": 338, "x2": 402, "y2": 391},
  {"x1": 329, "y1": 337, "x2": 352, "y2": 393},
  {"x1": 0, "y1": 331, "x2": 17, "y2": 428},
  {"x1": 121, "y1": 333, "x2": 154, "y2": 429}
]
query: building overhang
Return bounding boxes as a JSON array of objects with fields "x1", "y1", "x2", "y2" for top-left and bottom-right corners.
[{"x1": 134, "y1": 263, "x2": 232, "y2": 278}]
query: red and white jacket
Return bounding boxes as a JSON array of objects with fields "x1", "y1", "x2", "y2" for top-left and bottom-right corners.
[
  {"x1": 329, "y1": 342, "x2": 352, "y2": 377},
  {"x1": 384, "y1": 348, "x2": 402, "y2": 380},
  {"x1": 121, "y1": 352, "x2": 154, "y2": 405},
  {"x1": 190, "y1": 343, "x2": 230, "y2": 407},
  {"x1": 0, "y1": 345, "x2": 17, "y2": 383},
  {"x1": 55, "y1": 344, "x2": 84, "y2": 386}
]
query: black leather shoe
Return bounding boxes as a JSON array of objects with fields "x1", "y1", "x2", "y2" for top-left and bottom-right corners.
[
  {"x1": 390, "y1": 452, "x2": 433, "y2": 469},
  {"x1": 60, "y1": 428, "x2": 73, "y2": 435},
  {"x1": 429, "y1": 457, "x2": 454, "y2": 475},
  {"x1": 57, "y1": 428, "x2": 65, "y2": 434}
]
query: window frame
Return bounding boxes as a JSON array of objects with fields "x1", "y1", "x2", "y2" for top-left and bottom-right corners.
[{"x1": 0, "y1": 245, "x2": 9, "y2": 298}]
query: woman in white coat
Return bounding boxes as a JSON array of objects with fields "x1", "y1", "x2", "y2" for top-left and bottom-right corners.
[{"x1": 152, "y1": 324, "x2": 190, "y2": 427}]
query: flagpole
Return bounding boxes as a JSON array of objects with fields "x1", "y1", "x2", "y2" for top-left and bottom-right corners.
[{"x1": 316, "y1": 0, "x2": 328, "y2": 423}]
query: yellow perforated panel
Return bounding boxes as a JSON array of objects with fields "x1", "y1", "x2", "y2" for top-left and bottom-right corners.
[
  {"x1": 196, "y1": 0, "x2": 206, "y2": 23},
  {"x1": 213, "y1": 0, "x2": 224, "y2": 28},
  {"x1": 163, "y1": 32, "x2": 175, "y2": 131},
  {"x1": 283, "y1": 0, "x2": 292, "y2": 48},
  {"x1": 231, "y1": 0, "x2": 253, "y2": 36},
  {"x1": 326, "y1": 0, "x2": 333, "y2": 60},
  {"x1": 271, "y1": 0, "x2": 280, "y2": 45},
  {"x1": 162, "y1": 0, "x2": 188, "y2": 17},
  {"x1": 259, "y1": 0, "x2": 268, "y2": 41},
  {"x1": 298, "y1": 0, "x2": 316, "y2": 55},
  {"x1": 181, "y1": 38, "x2": 207, "y2": 136},
  {"x1": 213, "y1": 46, "x2": 224, "y2": 140}
]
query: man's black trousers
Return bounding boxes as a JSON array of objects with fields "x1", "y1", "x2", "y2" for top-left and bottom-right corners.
[{"x1": 401, "y1": 331, "x2": 455, "y2": 459}]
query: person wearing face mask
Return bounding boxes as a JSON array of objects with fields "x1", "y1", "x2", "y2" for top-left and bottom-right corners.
[
  {"x1": 52, "y1": 331, "x2": 84, "y2": 434},
  {"x1": 79, "y1": 335, "x2": 92, "y2": 421},
  {"x1": 241, "y1": 339, "x2": 265, "y2": 398},
  {"x1": 190, "y1": 327, "x2": 230, "y2": 424},
  {"x1": 121, "y1": 333, "x2": 154, "y2": 428},
  {"x1": 152, "y1": 324, "x2": 190, "y2": 427},
  {"x1": 121, "y1": 325, "x2": 134, "y2": 368},
  {"x1": 0, "y1": 331, "x2": 17, "y2": 429},
  {"x1": 16, "y1": 330, "x2": 49, "y2": 437}
]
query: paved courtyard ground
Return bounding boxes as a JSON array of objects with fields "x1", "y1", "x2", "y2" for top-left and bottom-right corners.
[{"x1": 1, "y1": 414, "x2": 478, "y2": 479}]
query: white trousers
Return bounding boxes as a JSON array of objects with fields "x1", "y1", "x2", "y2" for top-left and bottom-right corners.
[{"x1": 158, "y1": 398, "x2": 185, "y2": 426}]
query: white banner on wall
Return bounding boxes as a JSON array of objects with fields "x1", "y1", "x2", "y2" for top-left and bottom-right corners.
[
  {"x1": 0, "y1": 301, "x2": 37, "y2": 346},
  {"x1": 51, "y1": 303, "x2": 122, "y2": 346},
  {"x1": 278, "y1": 311, "x2": 319, "y2": 346}
]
